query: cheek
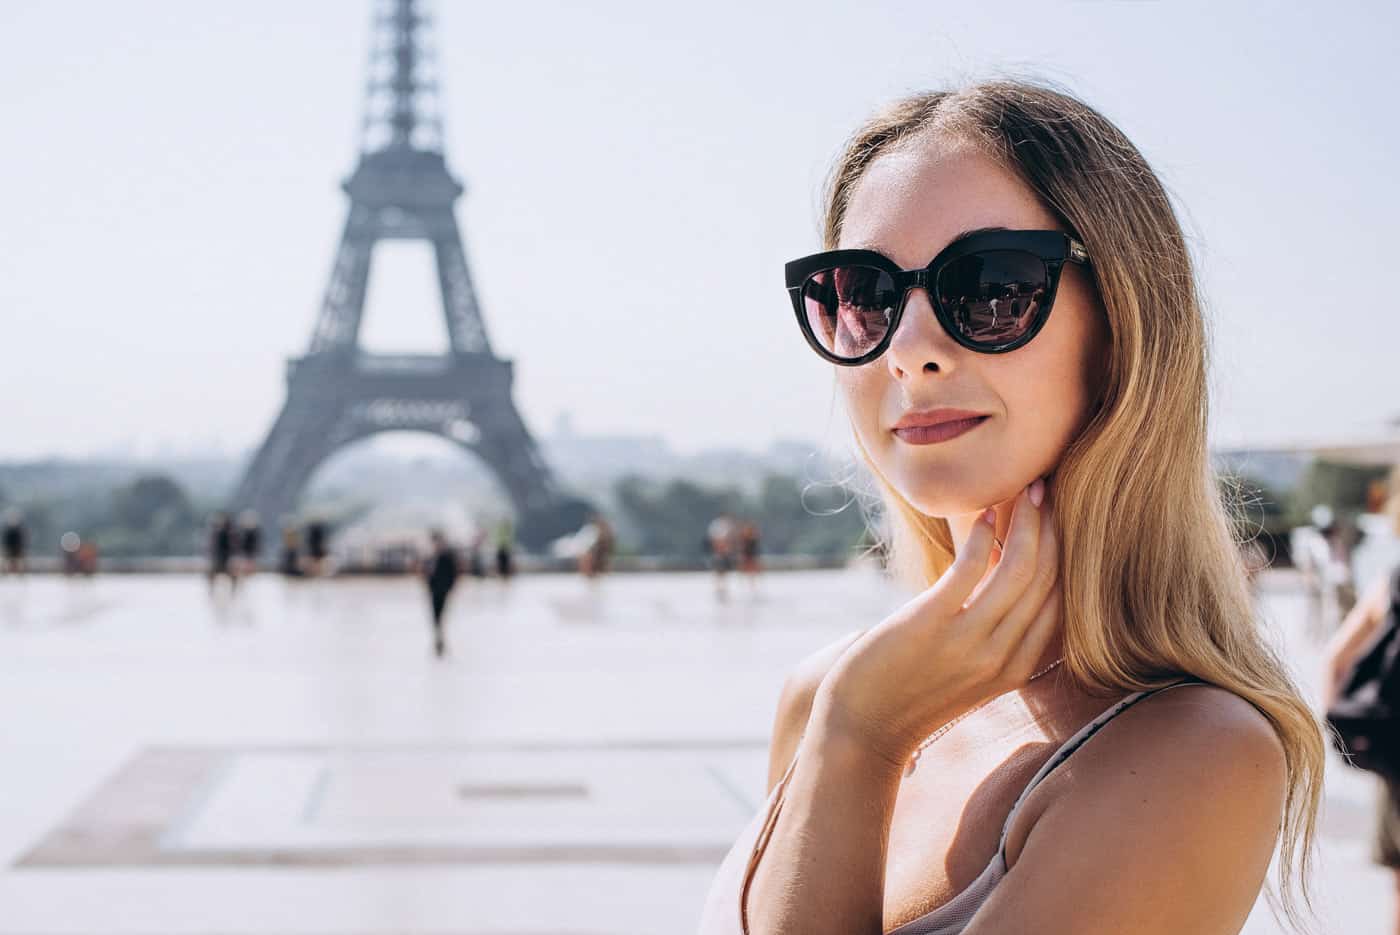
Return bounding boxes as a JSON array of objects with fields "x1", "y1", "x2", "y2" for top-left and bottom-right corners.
[
  {"x1": 836, "y1": 367, "x2": 889, "y2": 437},
  {"x1": 1002, "y1": 300, "x2": 1105, "y2": 449}
]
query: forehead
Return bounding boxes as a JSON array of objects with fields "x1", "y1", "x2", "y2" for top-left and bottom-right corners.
[{"x1": 838, "y1": 139, "x2": 1060, "y2": 266}]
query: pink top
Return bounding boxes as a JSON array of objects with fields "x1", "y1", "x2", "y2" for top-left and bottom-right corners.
[{"x1": 696, "y1": 678, "x2": 1206, "y2": 935}]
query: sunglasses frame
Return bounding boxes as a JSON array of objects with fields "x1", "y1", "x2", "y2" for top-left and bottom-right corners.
[{"x1": 784, "y1": 229, "x2": 1091, "y2": 365}]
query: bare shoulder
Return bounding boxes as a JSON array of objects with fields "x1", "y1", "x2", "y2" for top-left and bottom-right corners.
[
  {"x1": 1036, "y1": 682, "x2": 1287, "y2": 829},
  {"x1": 974, "y1": 683, "x2": 1289, "y2": 934},
  {"x1": 1100, "y1": 682, "x2": 1286, "y2": 783},
  {"x1": 766, "y1": 629, "x2": 864, "y2": 793}
]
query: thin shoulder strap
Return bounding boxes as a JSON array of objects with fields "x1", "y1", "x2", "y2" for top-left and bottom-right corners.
[{"x1": 995, "y1": 676, "x2": 1208, "y2": 857}]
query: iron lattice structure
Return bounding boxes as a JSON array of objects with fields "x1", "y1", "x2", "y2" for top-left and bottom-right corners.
[{"x1": 229, "y1": 0, "x2": 587, "y2": 550}]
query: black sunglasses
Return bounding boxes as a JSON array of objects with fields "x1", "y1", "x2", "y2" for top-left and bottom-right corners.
[{"x1": 784, "y1": 229, "x2": 1090, "y2": 365}]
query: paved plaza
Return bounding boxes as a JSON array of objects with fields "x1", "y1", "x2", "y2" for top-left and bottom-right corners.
[{"x1": 0, "y1": 567, "x2": 1391, "y2": 933}]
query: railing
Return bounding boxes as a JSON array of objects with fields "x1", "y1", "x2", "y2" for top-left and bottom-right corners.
[{"x1": 355, "y1": 354, "x2": 453, "y2": 373}]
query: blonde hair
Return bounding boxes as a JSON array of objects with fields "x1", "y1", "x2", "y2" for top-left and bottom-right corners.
[
  {"x1": 1385, "y1": 464, "x2": 1400, "y2": 536},
  {"x1": 826, "y1": 81, "x2": 1323, "y2": 929}
]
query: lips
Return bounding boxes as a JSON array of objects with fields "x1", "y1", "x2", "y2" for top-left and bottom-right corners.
[
  {"x1": 891, "y1": 409, "x2": 990, "y2": 445},
  {"x1": 892, "y1": 407, "x2": 986, "y2": 429}
]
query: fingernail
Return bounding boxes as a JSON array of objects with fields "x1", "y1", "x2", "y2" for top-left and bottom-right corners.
[
  {"x1": 1029, "y1": 478, "x2": 1045, "y2": 507},
  {"x1": 981, "y1": 508, "x2": 997, "y2": 526}
]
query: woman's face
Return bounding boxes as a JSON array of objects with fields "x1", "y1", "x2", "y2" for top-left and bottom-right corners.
[{"x1": 836, "y1": 138, "x2": 1107, "y2": 518}]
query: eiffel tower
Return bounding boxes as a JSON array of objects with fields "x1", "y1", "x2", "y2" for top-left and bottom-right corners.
[{"x1": 229, "y1": 0, "x2": 587, "y2": 551}]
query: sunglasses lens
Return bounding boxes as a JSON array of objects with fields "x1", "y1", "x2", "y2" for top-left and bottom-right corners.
[
  {"x1": 801, "y1": 266, "x2": 899, "y2": 360},
  {"x1": 936, "y1": 250, "x2": 1050, "y2": 346}
]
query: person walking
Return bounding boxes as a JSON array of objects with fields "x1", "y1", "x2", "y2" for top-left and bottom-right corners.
[
  {"x1": 707, "y1": 512, "x2": 737, "y2": 599},
  {"x1": 278, "y1": 526, "x2": 304, "y2": 577},
  {"x1": 207, "y1": 513, "x2": 236, "y2": 593},
  {"x1": 235, "y1": 510, "x2": 262, "y2": 580},
  {"x1": 76, "y1": 538, "x2": 98, "y2": 576},
  {"x1": 423, "y1": 529, "x2": 460, "y2": 658},
  {"x1": 575, "y1": 518, "x2": 600, "y2": 577},
  {"x1": 576, "y1": 513, "x2": 614, "y2": 579},
  {"x1": 738, "y1": 520, "x2": 761, "y2": 591},
  {"x1": 1323, "y1": 464, "x2": 1400, "y2": 935},
  {"x1": 305, "y1": 520, "x2": 329, "y2": 577},
  {"x1": 1, "y1": 509, "x2": 27, "y2": 575},
  {"x1": 493, "y1": 519, "x2": 515, "y2": 580},
  {"x1": 591, "y1": 515, "x2": 614, "y2": 576}
]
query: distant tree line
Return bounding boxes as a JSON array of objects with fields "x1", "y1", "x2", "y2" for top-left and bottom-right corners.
[
  {"x1": 609, "y1": 472, "x2": 870, "y2": 558},
  {"x1": 0, "y1": 469, "x2": 875, "y2": 561},
  {"x1": 0, "y1": 473, "x2": 204, "y2": 558}
]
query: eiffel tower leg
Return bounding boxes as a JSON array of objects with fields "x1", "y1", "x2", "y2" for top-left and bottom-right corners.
[
  {"x1": 229, "y1": 388, "x2": 345, "y2": 554},
  {"x1": 468, "y1": 397, "x2": 590, "y2": 550}
]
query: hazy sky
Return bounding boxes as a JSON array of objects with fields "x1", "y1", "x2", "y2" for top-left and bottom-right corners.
[{"x1": 2, "y1": 1, "x2": 1395, "y2": 461}]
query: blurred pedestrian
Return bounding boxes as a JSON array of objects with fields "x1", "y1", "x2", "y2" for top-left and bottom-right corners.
[
  {"x1": 707, "y1": 512, "x2": 737, "y2": 599},
  {"x1": 1323, "y1": 464, "x2": 1400, "y2": 931},
  {"x1": 494, "y1": 518, "x2": 515, "y2": 580},
  {"x1": 1326, "y1": 513, "x2": 1362, "y2": 617},
  {"x1": 235, "y1": 510, "x2": 262, "y2": 580},
  {"x1": 305, "y1": 520, "x2": 329, "y2": 576},
  {"x1": 574, "y1": 521, "x2": 599, "y2": 577},
  {"x1": 208, "y1": 513, "x2": 236, "y2": 592},
  {"x1": 76, "y1": 538, "x2": 98, "y2": 576},
  {"x1": 1317, "y1": 505, "x2": 1359, "y2": 617},
  {"x1": 279, "y1": 526, "x2": 304, "y2": 577},
  {"x1": 422, "y1": 529, "x2": 460, "y2": 658},
  {"x1": 576, "y1": 513, "x2": 614, "y2": 579},
  {"x1": 591, "y1": 514, "x2": 614, "y2": 576},
  {"x1": 738, "y1": 519, "x2": 762, "y2": 589},
  {"x1": 1, "y1": 509, "x2": 27, "y2": 575}
]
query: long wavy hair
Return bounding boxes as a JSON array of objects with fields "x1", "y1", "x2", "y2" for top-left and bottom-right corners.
[{"x1": 824, "y1": 80, "x2": 1323, "y2": 929}]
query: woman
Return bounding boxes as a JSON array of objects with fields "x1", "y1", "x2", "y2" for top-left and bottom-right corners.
[
  {"x1": 698, "y1": 81, "x2": 1323, "y2": 935},
  {"x1": 1322, "y1": 464, "x2": 1400, "y2": 935}
]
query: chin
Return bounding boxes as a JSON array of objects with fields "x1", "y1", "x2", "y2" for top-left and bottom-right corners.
[
  {"x1": 888, "y1": 468, "x2": 1016, "y2": 519},
  {"x1": 901, "y1": 489, "x2": 997, "y2": 519},
  {"x1": 857, "y1": 428, "x2": 1039, "y2": 518}
]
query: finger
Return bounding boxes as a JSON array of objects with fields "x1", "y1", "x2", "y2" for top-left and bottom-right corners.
[
  {"x1": 925, "y1": 506, "x2": 999, "y2": 612},
  {"x1": 974, "y1": 487, "x2": 1052, "y2": 610},
  {"x1": 965, "y1": 534, "x2": 1003, "y2": 605},
  {"x1": 986, "y1": 503, "x2": 1059, "y2": 653},
  {"x1": 967, "y1": 480, "x2": 1043, "y2": 605},
  {"x1": 997, "y1": 494, "x2": 1059, "y2": 629},
  {"x1": 962, "y1": 481, "x2": 1043, "y2": 623}
]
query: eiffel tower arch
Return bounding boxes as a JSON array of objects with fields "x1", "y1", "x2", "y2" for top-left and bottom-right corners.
[{"x1": 230, "y1": 0, "x2": 589, "y2": 551}]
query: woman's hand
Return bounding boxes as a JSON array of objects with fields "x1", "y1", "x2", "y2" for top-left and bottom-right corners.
[{"x1": 810, "y1": 478, "x2": 1062, "y2": 771}]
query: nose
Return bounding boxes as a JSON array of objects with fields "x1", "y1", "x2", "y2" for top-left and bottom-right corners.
[{"x1": 884, "y1": 284, "x2": 960, "y2": 379}]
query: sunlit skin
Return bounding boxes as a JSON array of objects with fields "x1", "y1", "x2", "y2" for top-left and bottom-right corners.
[
  {"x1": 738, "y1": 135, "x2": 1289, "y2": 935},
  {"x1": 835, "y1": 137, "x2": 1107, "y2": 542}
]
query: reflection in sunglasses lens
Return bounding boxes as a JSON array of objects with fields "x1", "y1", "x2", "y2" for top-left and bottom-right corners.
[
  {"x1": 802, "y1": 266, "x2": 897, "y2": 359},
  {"x1": 937, "y1": 250, "x2": 1048, "y2": 345}
]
